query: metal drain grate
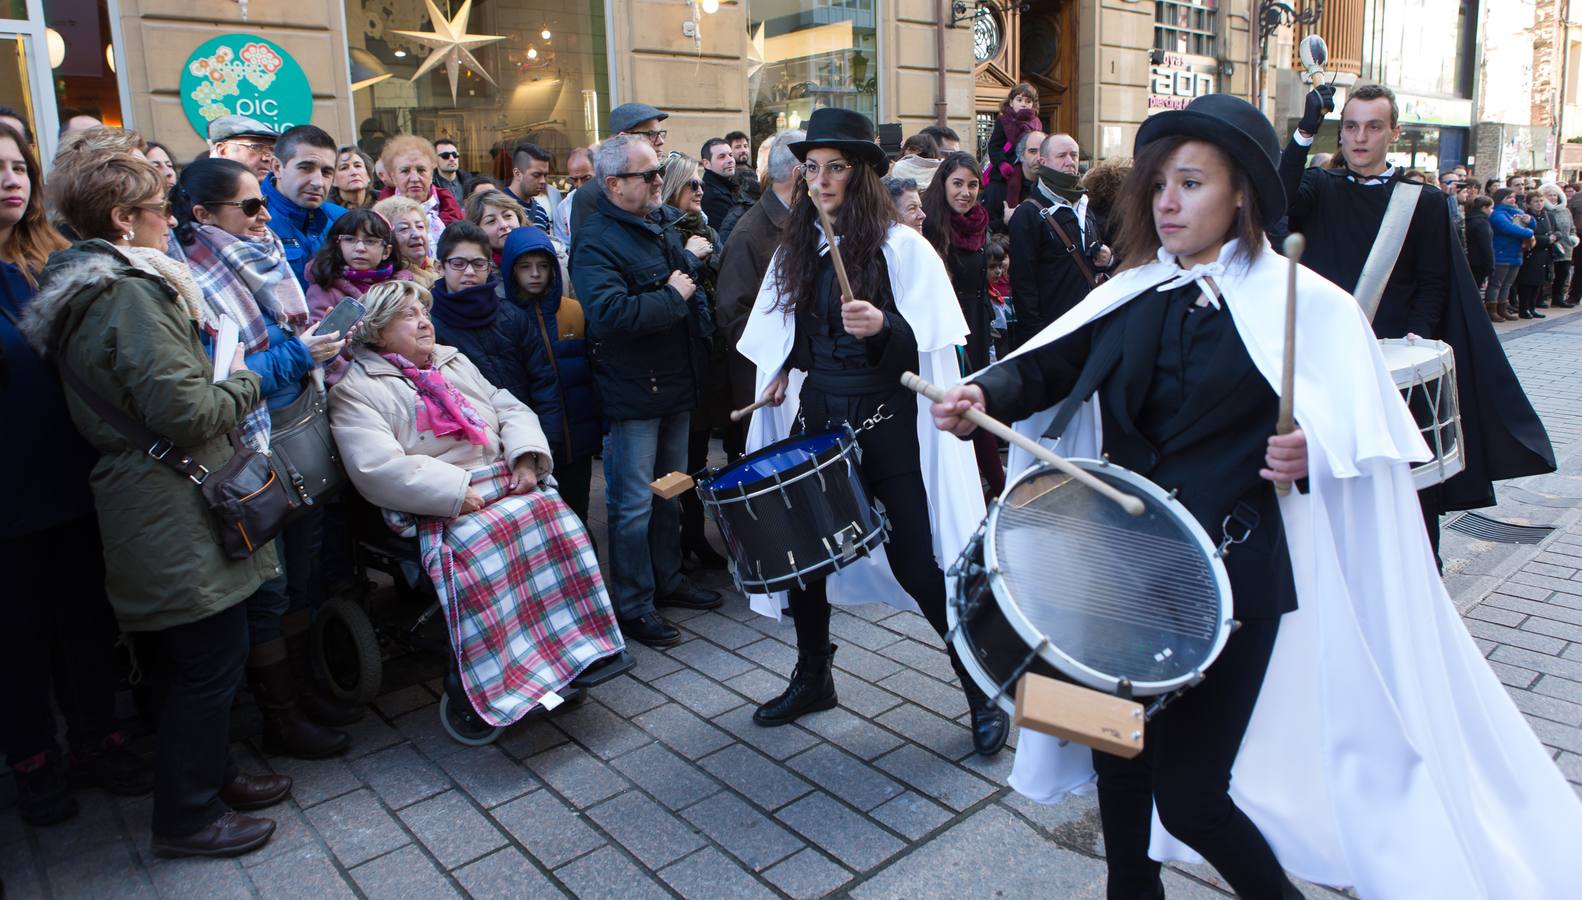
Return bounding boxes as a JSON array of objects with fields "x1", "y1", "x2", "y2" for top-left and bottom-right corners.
[{"x1": 1445, "y1": 512, "x2": 1557, "y2": 544}]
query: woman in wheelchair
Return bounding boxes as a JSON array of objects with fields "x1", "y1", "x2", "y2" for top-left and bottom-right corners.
[{"x1": 328, "y1": 280, "x2": 629, "y2": 741}]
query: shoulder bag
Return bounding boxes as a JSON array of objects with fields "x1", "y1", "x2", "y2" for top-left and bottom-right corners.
[
  {"x1": 1026, "y1": 200, "x2": 1108, "y2": 288},
  {"x1": 269, "y1": 377, "x2": 345, "y2": 506}
]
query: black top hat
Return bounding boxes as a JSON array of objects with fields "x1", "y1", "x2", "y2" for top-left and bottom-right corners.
[
  {"x1": 788, "y1": 108, "x2": 888, "y2": 173},
  {"x1": 1134, "y1": 94, "x2": 1286, "y2": 225}
]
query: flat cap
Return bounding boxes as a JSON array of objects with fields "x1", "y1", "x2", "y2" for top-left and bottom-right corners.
[
  {"x1": 609, "y1": 102, "x2": 668, "y2": 135},
  {"x1": 207, "y1": 114, "x2": 278, "y2": 143}
]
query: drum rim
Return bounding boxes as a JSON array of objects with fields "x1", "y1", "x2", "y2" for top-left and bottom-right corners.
[
  {"x1": 731, "y1": 518, "x2": 889, "y2": 592},
  {"x1": 1378, "y1": 337, "x2": 1454, "y2": 389},
  {"x1": 697, "y1": 428, "x2": 857, "y2": 506},
  {"x1": 981, "y1": 459, "x2": 1235, "y2": 696}
]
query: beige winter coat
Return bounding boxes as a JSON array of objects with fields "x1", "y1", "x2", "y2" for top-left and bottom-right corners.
[{"x1": 329, "y1": 344, "x2": 552, "y2": 518}]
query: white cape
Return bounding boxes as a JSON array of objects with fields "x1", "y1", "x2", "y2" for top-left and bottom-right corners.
[
  {"x1": 992, "y1": 240, "x2": 1582, "y2": 897},
  {"x1": 735, "y1": 224, "x2": 987, "y2": 618}
]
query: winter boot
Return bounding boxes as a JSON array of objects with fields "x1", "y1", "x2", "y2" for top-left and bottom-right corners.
[
  {"x1": 282, "y1": 612, "x2": 364, "y2": 726},
  {"x1": 246, "y1": 640, "x2": 350, "y2": 760},
  {"x1": 11, "y1": 751, "x2": 77, "y2": 826},
  {"x1": 753, "y1": 644, "x2": 838, "y2": 726}
]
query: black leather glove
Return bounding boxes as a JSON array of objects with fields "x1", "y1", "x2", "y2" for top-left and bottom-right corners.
[{"x1": 1298, "y1": 83, "x2": 1337, "y2": 136}]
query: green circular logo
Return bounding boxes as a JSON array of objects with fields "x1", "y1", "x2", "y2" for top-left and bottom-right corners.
[{"x1": 179, "y1": 34, "x2": 313, "y2": 140}]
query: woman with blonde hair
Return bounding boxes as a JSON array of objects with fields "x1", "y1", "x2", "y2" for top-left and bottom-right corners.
[
  {"x1": 464, "y1": 188, "x2": 527, "y2": 264},
  {"x1": 374, "y1": 194, "x2": 440, "y2": 288},
  {"x1": 378, "y1": 134, "x2": 464, "y2": 253}
]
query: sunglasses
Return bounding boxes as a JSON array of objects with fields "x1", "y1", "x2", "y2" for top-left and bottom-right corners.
[
  {"x1": 613, "y1": 167, "x2": 664, "y2": 184},
  {"x1": 134, "y1": 200, "x2": 171, "y2": 217},
  {"x1": 205, "y1": 197, "x2": 269, "y2": 216},
  {"x1": 438, "y1": 150, "x2": 460, "y2": 159},
  {"x1": 687, "y1": 179, "x2": 704, "y2": 192}
]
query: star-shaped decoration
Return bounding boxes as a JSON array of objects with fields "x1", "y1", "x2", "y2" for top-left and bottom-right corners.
[{"x1": 392, "y1": 0, "x2": 507, "y2": 104}]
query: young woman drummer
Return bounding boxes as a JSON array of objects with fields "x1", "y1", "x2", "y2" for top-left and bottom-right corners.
[{"x1": 739, "y1": 108, "x2": 1007, "y2": 756}]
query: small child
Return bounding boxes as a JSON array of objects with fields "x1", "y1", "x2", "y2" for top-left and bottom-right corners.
[
  {"x1": 985, "y1": 236, "x2": 1014, "y2": 364},
  {"x1": 985, "y1": 84, "x2": 1045, "y2": 201},
  {"x1": 305, "y1": 208, "x2": 412, "y2": 383}
]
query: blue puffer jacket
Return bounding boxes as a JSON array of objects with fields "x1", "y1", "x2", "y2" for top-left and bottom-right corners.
[
  {"x1": 500, "y1": 227, "x2": 603, "y2": 463},
  {"x1": 263, "y1": 176, "x2": 346, "y2": 289},
  {"x1": 200, "y1": 321, "x2": 314, "y2": 411},
  {"x1": 1490, "y1": 203, "x2": 1536, "y2": 267}
]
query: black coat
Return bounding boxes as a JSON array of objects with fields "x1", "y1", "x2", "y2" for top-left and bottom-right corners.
[
  {"x1": 570, "y1": 194, "x2": 712, "y2": 421},
  {"x1": 1517, "y1": 211, "x2": 1556, "y2": 287},
  {"x1": 701, "y1": 169, "x2": 745, "y2": 241},
  {"x1": 946, "y1": 243, "x2": 992, "y2": 372},
  {"x1": 1006, "y1": 191, "x2": 1103, "y2": 347},
  {"x1": 428, "y1": 280, "x2": 565, "y2": 447},
  {"x1": 1464, "y1": 211, "x2": 1493, "y2": 286}
]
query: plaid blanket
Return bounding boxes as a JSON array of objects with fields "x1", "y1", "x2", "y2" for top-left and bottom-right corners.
[{"x1": 419, "y1": 461, "x2": 624, "y2": 726}]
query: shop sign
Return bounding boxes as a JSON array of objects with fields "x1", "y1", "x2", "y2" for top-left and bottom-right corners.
[
  {"x1": 1396, "y1": 92, "x2": 1473, "y2": 128},
  {"x1": 180, "y1": 34, "x2": 313, "y2": 140},
  {"x1": 1148, "y1": 53, "x2": 1216, "y2": 113}
]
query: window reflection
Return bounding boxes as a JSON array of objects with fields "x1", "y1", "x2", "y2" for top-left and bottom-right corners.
[{"x1": 747, "y1": 0, "x2": 878, "y2": 148}]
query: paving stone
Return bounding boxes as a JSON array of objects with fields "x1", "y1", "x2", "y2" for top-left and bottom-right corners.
[
  {"x1": 876, "y1": 668, "x2": 968, "y2": 718},
  {"x1": 375, "y1": 683, "x2": 437, "y2": 719},
  {"x1": 1485, "y1": 593, "x2": 1582, "y2": 626},
  {"x1": 873, "y1": 610, "x2": 944, "y2": 644},
  {"x1": 787, "y1": 744, "x2": 904, "y2": 811},
  {"x1": 659, "y1": 846, "x2": 778, "y2": 900},
  {"x1": 492, "y1": 790, "x2": 606, "y2": 869},
  {"x1": 651, "y1": 668, "x2": 749, "y2": 718},
  {"x1": 394, "y1": 704, "x2": 470, "y2": 761},
  {"x1": 0, "y1": 842, "x2": 42, "y2": 900},
  {"x1": 712, "y1": 704, "x2": 822, "y2": 760},
  {"x1": 725, "y1": 667, "x2": 792, "y2": 704},
  {"x1": 1510, "y1": 688, "x2": 1582, "y2": 726},
  {"x1": 398, "y1": 790, "x2": 508, "y2": 870},
  {"x1": 1464, "y1": 618, "x2": 1569, "y2": 654},
  {"x1": 634, "y1": 702, "x2": 736, "y2": 758},
  {"x1": 761, "y1": 846, "x2": 854, "y2": 898},
  {"x1": 35, "y1": 789, "x2": 124, "y2": 862},
  {"x1": 833, "y1": 672, "x2": 905, "y2": 717},
  {"x1": 496, "y1": 711, "x2": 569, "y2": 760},
  {"x1": 1528, "y1": 561, "x2": 1578, "y2": 579},
  {"x1": 959, "y1": 742, "x2": 1018, "y2": 783},
  {"x1": 1563, "y1": 643, "x2": 1582, "y2": 663},
  {"x1": 303, "y1": 788, "x2": 409, "y2": 868},
  {"x1": 1492, "y1": 644, "x2": 1582, "y2": 681},
  {"x1": 552, "y1": 844, "x2": 671, "y2": 900},
  {"x1": 869, "y1": 790, "x2": 955, "y2": 840},
  {"x1": 550, "y1": 698, "x2": 653, "y2": 759},
  {"x1": 877, "y1": 703, "x2": 975, "y2": 757},
  {"x1": 589, "y1": 674, "x2": 668, "y2": 718},
  {"x1": 1558, "y1": 751, "x2": 1582, "y2": 783},
  {"x1": 828, "y1": 611, "x2": 903, "y2": 651},
  {"x1": 745, "y1": 611, "x2": 801, "y2": 640},
  {"x1": 775, "y1": 791, "x2": 904, "y2": 871},
  {"x1": 699, "y1": 743, "x2": 813, "y2": 810},
  {"x1": 877, "y1": 637, "x2": 959, "y2": 683},
  {"x1": 235, "y1": 804, "x2": 317, "y2": 869},
  {"x1": 148, "y1": 857, "x2": 254, "y2": 900},
  {"x1": 587, "y1": 790, "x2": 706, "y2": 868},
  {"x1": 523, "y1": 743, "x2": 628, "y2": 808},
  {"x1": 680, "y1": 791, "x2": 805, "y2": 872},
  {"x1": 1465, "y1": 604, "x2": 1526, "y2": 627},
  {"x1": 831, "y1": 642, "x2": 906, "y2": 682},
  {"x1": 1488, "y1": 660, "x2": 1540, "y2": 689},
  {"x1": 340, "y1": 713, "x2": 404, "y2": 760},
  {"x1": 1511, "y1": 571, "x2": 1582, "y2": 596},
  {"x1": 1490, "y1": 582, "x2": 1558, "y2": 603},
  {"x1": 452, "y1": 847, "x2": 565, "y2": 899},
  {"x1": 245, "y1": 841, "x2": 357, "y2": 899},
  {"x1": 875, "y1": 744, "x2": 998, "y2": 811},
  {"x1": 38, "y1": 840, "x2": 154, "y2": 899},
  {"x1": 798, "y1": 706, "x2": 906, "y2": 760},
  {"x1": 1527, "y1": 713, "x2": 1582, "y2": 754},
  {"x1": 265, "y1": 755, "x2": 362, "y2": 808},
  {"x1": 609, "y1": 742, "x2": 722, "y2": 810},
  {"x1": 350, "y1": 742, "x2": 450, "y2": 810},
  {"x1": 737, "y1": 637, "x2": 799, "y2": 673},
  {"x1": 844, "y1": 602, "x2": 905, "y2": 623},
  {"x1": 680, "y1": 612, "x2": 764, "y2": 649},
  {"x1": 670, "y1": 639, "x2": 757, "y2": 680},
  {"x1": 1534, "y1": 674, "x2": 1582, "y2": 704},
  {"x1": 350, "y1": 844, "x2": 460, "y2": 899},
  {"x1": 435, "y1": 744, "x2": 538, "y2": 808},
  {"x1": 623, "y1": 640, "x2": 687, "y2": 682},
  {"x1": 1523, "y1": 616, "x2": 1582, "y2": 643}
]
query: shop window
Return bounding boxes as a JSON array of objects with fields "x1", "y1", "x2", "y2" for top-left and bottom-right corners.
[
  {"x1": 747, "y1": 0, "x2": 879, "y2": 149},
  {"x1": 345, "y1": 0, "x2": 609, "y2": 178},
  {"x1": 44, "y1": 0, "x2": 123, "y2": 129},
  {"x1": 1154, "y1": 0, "x2": 1217, "y2": 59}
]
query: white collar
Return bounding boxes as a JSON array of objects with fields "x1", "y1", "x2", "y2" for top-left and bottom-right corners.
[{"x1": 1347, "y1": 166, "x2": 1397, "y2": 186}]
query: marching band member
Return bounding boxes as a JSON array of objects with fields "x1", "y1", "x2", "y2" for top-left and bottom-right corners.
[
  {"x1": 736, "y1": 109, "x2": 1003, "y2": 755},
  {"x1": 931, "y1": 94, "x2": 1582, "y2": 898}
]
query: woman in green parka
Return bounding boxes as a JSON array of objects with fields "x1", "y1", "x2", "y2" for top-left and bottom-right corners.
[{"x1": 21, "y1": 152, "x2": 291, "y2": 859}]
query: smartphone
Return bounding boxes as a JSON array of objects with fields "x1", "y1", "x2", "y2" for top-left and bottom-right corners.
[{"x1": 317, "y1": 297, "x2": 366, "y2": 340}]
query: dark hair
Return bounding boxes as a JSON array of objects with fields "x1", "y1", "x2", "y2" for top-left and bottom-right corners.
[
  {"x1": 901, "y1": 133, "x2": 940, "y2": 159},
  {"x1": 274, "y1": 124, "x2": 336, "y2": 168},
  {"x1": 724, "y1": 131, "x2": 749, "y2": 145},
  {"x1": 463, "y1": 174, "x2": 505, "y2": 196},
  {"x1": 772, "y1": 161, "x2": 896, "y2": 315},
  {"x1": 1343, "y1": 83, "x2": 1399, "y2": 127},
  {"x1": 0, "y1": 106, "x2": 33, "y2": 145},
  {"x1": 921, "y1": 152, "x2": 983, "y2": 257},
  {"x1": 511, "y1": 140, "x2": 551, "y2": 171},
  {"x1": 171, "y1": 157, "x2": 257, "y2": 246},
  {"x1": 1004, "y1": 83, "x2": 1039, "y2": 110},
  {"x1": 0, "y1": 123, "x2": 65, "y2": 284},
  {"x1": 701, "y1": 137, "x2": 730, "y2": 161},
  {"x1": 435, "y1": 137, "x2": 458, "y2": 151},
  {"x1": 882, "y1": 175, "x2": 919, "y2": 202},
  {"x1": 437, "y1": 219, "x2": 491, "y2": 262},
  {"x1": 1112, "y1": 134, "x2": 1265, "y2": 271},
  {"x1": 919, "y1": 125, "x2": 959, "y2": 146},
  {"x1": 1492, "y1": 187, "x2": 1514, "y2": 205},
  {"x1": 985, "y1": 235, "x2": 1009, "y2": 265},
  {"x1": 1469, "y1": 196, "x2": 1494, "y2": 214},
  {"x1": 308, "y1": 208, "x2": 400, "y2": 287}
]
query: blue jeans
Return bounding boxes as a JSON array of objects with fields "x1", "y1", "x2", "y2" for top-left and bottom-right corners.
[{"x1": 603, "y1": 412, "x2": 689, "y2": 620}]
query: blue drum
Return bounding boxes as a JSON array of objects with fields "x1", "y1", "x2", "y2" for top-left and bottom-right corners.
[{"x1": 696, "y1": 428, "x2": 888, "y2": 594}]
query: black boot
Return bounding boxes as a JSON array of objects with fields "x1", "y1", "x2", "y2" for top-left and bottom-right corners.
[
  {"x1": 247, "y1": 641, "x2": 350, "y2": 760},
  {"x1": 11, "y1": 751, "x2": 78, "y2": 826},
  {"x1": 958, "y1": 672, "x2": 1009, "y2": 756},
  {"x1": 283, "y1": 612, "x2": 365, "y2": 726},
  {"x1": 754, "y1": 644, "x2": 838, "y2": 726},
  {"x1": 68, "y1": 730, "x2": 154, "y2": 797}
]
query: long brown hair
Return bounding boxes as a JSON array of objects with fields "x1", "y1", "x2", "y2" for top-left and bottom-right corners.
[
  {"x1": 921, "y1": 151, "x2": 982, "y2": 257},
  {"x1": 1111, "y1": 134, "x2": 1265, "y2": 271},
  {"x1": 772, "y1": 158, "x2": 895, "y2": 314},
  {"x1": 0, "y1": 123, "x2": 66, "y2": 285}
]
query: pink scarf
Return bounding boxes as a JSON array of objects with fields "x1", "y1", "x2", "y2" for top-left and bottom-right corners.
[{"x1": 382, "y1": 352, "x2": 490, "y2": 446}]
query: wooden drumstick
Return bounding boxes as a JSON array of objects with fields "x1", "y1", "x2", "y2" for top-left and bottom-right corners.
[
  {"x1": 902, "y1": 372, "x2": 1146, "y2": 517},
  {"x1": 807, "y1": 184, "x2": 855, "y2": 304},
  {"x1": 1275, "y1": 233, "x2": 1305, "y2": 497},
  {"x1": 729, "y1": 397, "x2": 771, "y2": 423}
]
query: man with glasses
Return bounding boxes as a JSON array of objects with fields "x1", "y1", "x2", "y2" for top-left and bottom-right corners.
[
  {"x1": 570, "y1": 134, "x2": 721, "y2": 649},
  {"x1": 567, "y1": 102, "x2": 671, "y2": 243},
  {"x1": 209, "y1": 115, "x2": 279, "y2": 182},
  {"x1": 262, "y1": 125, "x2": 346, "y2": 288},
  {"x1": 434, "y1": 138, "x2": 469, "y2": 203}
]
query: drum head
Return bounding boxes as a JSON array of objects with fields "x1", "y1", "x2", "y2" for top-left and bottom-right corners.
[
  {"x1": 708, "y1": 431, "x2": 847, "y2": 491},
  {"x1": 984, "y1": 461, "x2": 1232, "y2": 696}
]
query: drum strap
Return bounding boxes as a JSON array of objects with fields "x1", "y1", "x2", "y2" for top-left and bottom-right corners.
[{"x1": 1353, "y1": 181, "x2": 1423, "y2": 322}]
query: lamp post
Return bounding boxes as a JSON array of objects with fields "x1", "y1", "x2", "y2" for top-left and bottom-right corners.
[{"x1": 1254, "y1": 0, "x2": 1324, "y2": 115}]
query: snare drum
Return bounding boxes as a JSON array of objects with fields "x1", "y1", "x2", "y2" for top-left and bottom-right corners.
[
  {"x1": 697, "y1": 429, "x2": 888, "y2": 594},
  {"x1": 948, "y1": 459, "x2": 1234, "y2": 716},
  {"x1": 1379, "y1": 338, "x2": 1464, "y2": 489}
]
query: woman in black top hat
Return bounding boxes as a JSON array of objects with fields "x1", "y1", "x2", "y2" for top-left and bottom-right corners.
[{"x1": 738, "y1": 108, "x2": 1008, "y2": 757}]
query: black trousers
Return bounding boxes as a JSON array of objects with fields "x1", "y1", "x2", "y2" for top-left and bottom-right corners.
[
  {"x1": 1547, "y1": 261, "x2": 1570, "y2": 306},
  {"x1": 0, "y1": 516, "x2": 119, "y2": 764},
  {"x1": 134, "y1": 600, "x2": 250, "y2": 836},
  {"x1": 555, "y1": 455, "x2": 594, "y2": 527},
  {"x1": 1092, "y1": 616, "x2": 1295, "y2": 900}
]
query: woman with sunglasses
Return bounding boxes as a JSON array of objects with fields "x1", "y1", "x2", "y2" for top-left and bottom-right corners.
[
  {"x1": 736, "y1": 109, "x2": 1002, "y2": 755},
  {"x1": 171, "y1": 158, "x2": 354, "y2": 762}
]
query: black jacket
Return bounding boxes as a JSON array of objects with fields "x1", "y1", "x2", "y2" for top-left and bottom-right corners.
[
  {"x1": 1006, "y1": 191, "x2": 1103, "y2": 347},
  {"x1": 702, "y1": 168, "x2": 751, "y2": 246},
  {"x1": 946, "y1": 243, "x2": 992, "y2": 372},
  {"x1": 1517, "y1": 211, "x2": 1556, "y2": 287},
  {"x1": 569, "y1": 194, "x2": 712, "y2": 421},
  {"x1": 1464, "y1": 211, "x2": 1493, "y2": 286}
]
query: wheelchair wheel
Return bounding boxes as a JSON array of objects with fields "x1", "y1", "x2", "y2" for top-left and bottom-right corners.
[
  {"x1": 438, "y1": 693, "x2": 502, "y2": 746},
  {"x1": 311, "y1": 596, "x2": 382, "y2": 706}
]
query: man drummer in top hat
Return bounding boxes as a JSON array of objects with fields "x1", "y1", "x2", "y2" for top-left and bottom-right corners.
[
  {"x1": 930, "y1": 93, "x2": 1582, "y2": 899},
  {"x1": 735, "y1": 108, "x2": 1005, "y2": 755}
]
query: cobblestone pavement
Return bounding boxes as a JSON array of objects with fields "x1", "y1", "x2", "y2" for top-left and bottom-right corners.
[{"x1": 2, "y1": 310, "x2": 1579, "y2": 899}]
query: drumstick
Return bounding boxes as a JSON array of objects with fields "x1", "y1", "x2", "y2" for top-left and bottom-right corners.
[
  {"x1": 729, "y1": 398, "x2": 771, "y2": 423},
  {"x1": 901, "y1": 372, "x2": 1146, "y2": 517},
  {"x1": 1275, "y1": 234, "x2": 1305, "y2": 497},
  {"x1": 807, "y1": 184, "x2": 855, "y2": 304}
]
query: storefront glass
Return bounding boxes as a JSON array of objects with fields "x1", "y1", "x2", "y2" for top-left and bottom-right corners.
[
  {"x1": 345, "y1": 0, "x2": 610, "y2": 177},
  {"x1": 746, "y1": 0, "x2": 878, "y2": 148},
  {"x1": 44, "y1": 0, "x2": 124, "y2": 127},
  {"x1": 1364, "y1": 0, "x2": 1471, "y2": 99}
]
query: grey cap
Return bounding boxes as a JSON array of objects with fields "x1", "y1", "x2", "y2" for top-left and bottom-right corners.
[
  {"x1": 207, "y1": 114, "x2": 279, "y2": 143},
  {"x1": 609, "y1": 102, "x2": 668, "y2": 135}
]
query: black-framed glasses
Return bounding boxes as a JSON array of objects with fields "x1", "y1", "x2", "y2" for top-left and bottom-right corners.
[
  {"x1": 437, "y1": 150, "x2": 460, "y2": 159},
  {"x1": 444, "y1": 256, "x2": 491, "y2": 273},
  {"x1": 628, "y1": 129, "x2": 667, "y2": 142},
  {"x1": 613, "y1": 167, "x2": 664, "y2": 184},
  {"x1": 337, "y1": 235, "x2": 389, "y2": 250},
  {"x1": 205, "y1": 197, "x2": 268, "y2": 216},
  {"x1": 687, "y1": 179, "x2": 704, "y2": 192},
  {"x1": 802, "y1": 161, "x2": 852, "y2": 180}
]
